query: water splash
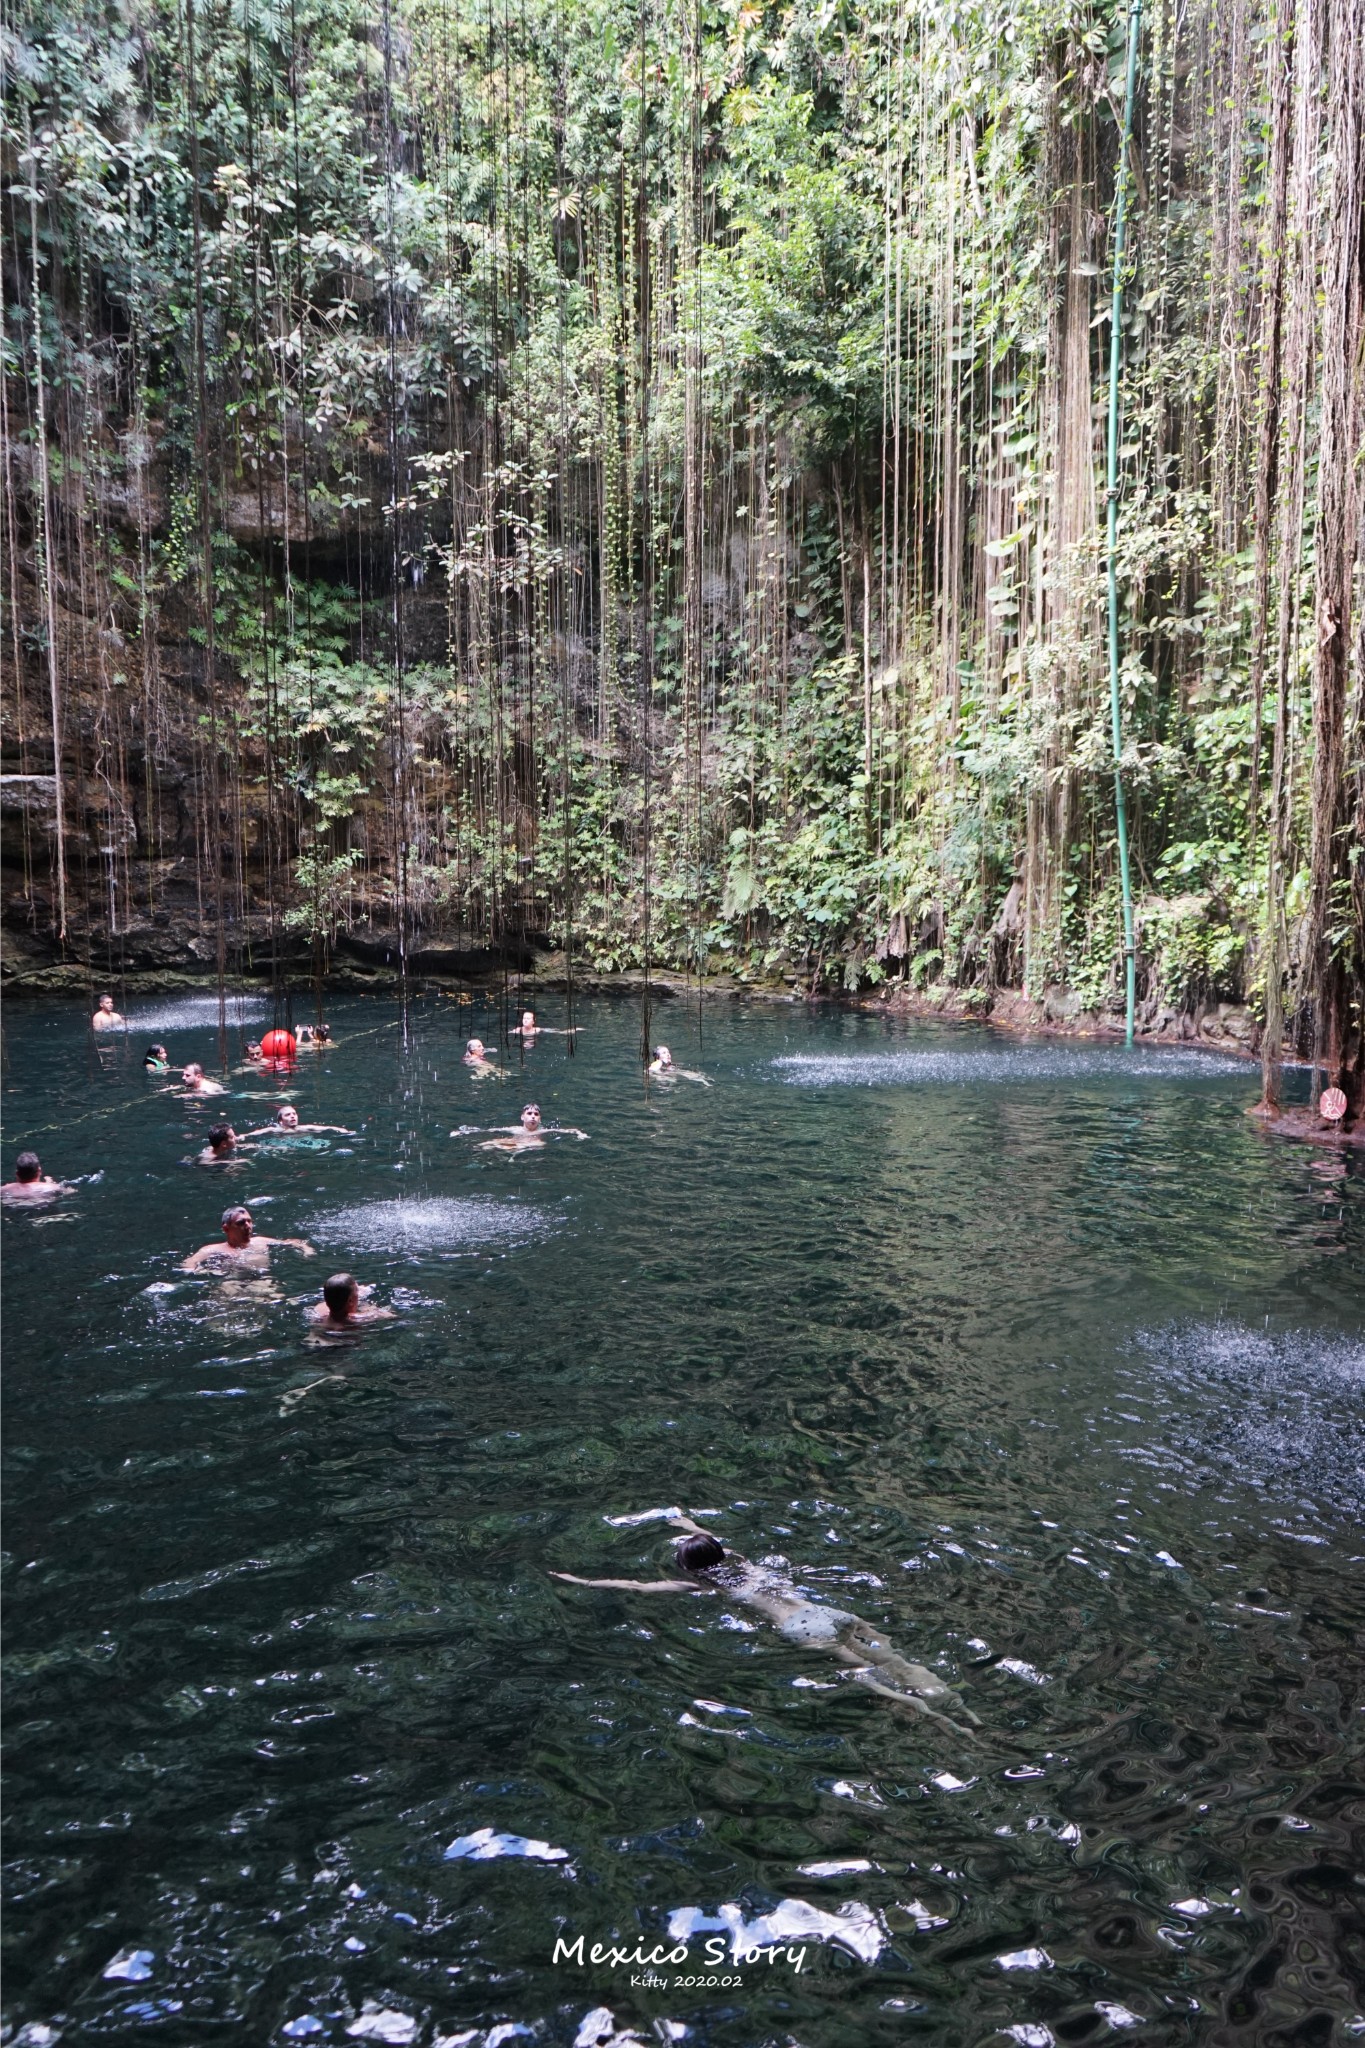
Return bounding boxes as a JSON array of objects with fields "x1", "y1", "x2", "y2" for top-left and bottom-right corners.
[
  {"x1": 1123, "y1": 1322, "x2": 1365, "y2": 1521},
  {"x1": 307, "y1": 1196, "x2": 550, "y2": 1257},
  {"x1": 771, "y1": 1045, "x2": 1250, "y2": 1087},
  {"x1": 123, "y1": 994, "x2": 267, "y2": 1036}
]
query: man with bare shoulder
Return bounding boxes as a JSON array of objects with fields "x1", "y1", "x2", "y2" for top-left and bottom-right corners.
[
  {"x1": 180, "y1": 1062, "x2": 227, "y2": 1097},
  {"x1": 2, "y1": 1152, "x2": 69, "y2": 1205},
  {"x1": 181, "y1": 1205, "x2": 315, "y2": 1273},
  {"x1": 194, "y1": 1125, "x2": 240, "y2": 1165},
  {"x1": 241, "y1": 1104, "x2": 353, "y2": 1139},
  {"x1": 451, "y1": 1103, "x2": 588, "y2": 1152},
  {"x1": 310, "y1": 1272, "x2": 394, "y2": 1328},
  {"x1": 92, "y1": 993, "x2": 124, "y2": 1031}
]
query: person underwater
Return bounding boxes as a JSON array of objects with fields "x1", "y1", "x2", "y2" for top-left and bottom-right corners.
[{"x1": 552, "y1": 1514, "x2": 979, "y2": 1731}]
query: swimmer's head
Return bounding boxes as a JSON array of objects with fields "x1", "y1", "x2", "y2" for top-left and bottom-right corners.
[
  {"x1": 15, "y1": 1151, "x2": 41, "y2": 1184},
  {"x1": 521, "y1": 1103, "x2": 542, "y2": 1131},
  {"x1": 654, "y1": 1045, "x2": 673, "y2": 1067},
  {"x1": 221, "y1": 1205, "x2": 253, "y2": 1247},
  {"x1": 521, "y1": 1010, "x2": 536, "y2": 1029},
  {"x1": 323, "y1": 1272, "x2": 359, "y2": 1319},
  {"x1": 275, "y1": 1105, "x2": 300, "y2": 1130},
  {"x1": 466, "y1": 1038, "x2": 485, "y2": 1058},
  {"x1": 675, "y1": 1532, "x2": 726, "y2": 1573},
  {"x1": 98, "y1": 994, "x2": 115, "y2": 1013},
  {"x1": 207, "y1": 1124, "x2": 235, "y2": 1154},
  {"x1": 246, "y1": 1041, "x2": 263, "y2": 1059},
  {"x1": 145, "y1": 1043, "x2": 168, "y2": 1065},
  {"x1": 316, "y1": 1023, "x2": 331, "y2": 1042},
  {"x1": 183, "y1": 1063, "x2": 203, "y2": 1084}
]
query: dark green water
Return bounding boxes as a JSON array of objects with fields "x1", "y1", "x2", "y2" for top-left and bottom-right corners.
[{"x1": 3, "y1": 991, "x2": 1362, "y2": 2048}]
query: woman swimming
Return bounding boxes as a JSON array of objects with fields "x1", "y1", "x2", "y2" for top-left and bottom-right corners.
[{"x1": 552, "y1": 1513, "x2": 979, "y2": 1731}]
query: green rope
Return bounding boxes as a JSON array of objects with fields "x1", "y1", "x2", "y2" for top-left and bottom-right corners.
[{"x1": 1106, "y1": 0, "x2": 1142, "y2": 1046}]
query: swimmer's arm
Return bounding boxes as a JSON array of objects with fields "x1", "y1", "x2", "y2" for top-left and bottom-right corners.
[
  {"x1": 550, "y1": 1572, "x2": 712, "y2": 1594},
  {"x1": 273, "y1": 1236, "x2": 317, "y2": 1256},
  {"x1": 180, "y1": 1245, "x2": 217, "y2": 1270}
]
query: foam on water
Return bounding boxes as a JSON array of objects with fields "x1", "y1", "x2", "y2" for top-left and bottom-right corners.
[
  {"x1": 307, "y1": 1196, "x2": 550, "y2": 1257},
  {"x1": 123, "y1": 993, "x2": 267, "y2": 1036},
  {"x1": 1122, "y1": 1321, "x2": 1365, "y2": 1521},
  {"x1": 771, "y1": 1044, "x2": 1250, "y2": 1087}
]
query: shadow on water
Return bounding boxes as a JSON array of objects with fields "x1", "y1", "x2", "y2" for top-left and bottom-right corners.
[{"x1": 2, "y1": 994, "x2": 1362, "y2": 2047}]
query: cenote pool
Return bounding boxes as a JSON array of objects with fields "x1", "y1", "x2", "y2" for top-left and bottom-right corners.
[{"x1": 2, "y1": 991, "x2": 1362, "y2": 2048}]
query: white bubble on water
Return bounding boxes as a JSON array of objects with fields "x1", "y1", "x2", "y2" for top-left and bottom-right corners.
[
  {"x1": 771, "y1": 1045, "x2": 1250, "y2": 1087},
  {"x1": 307, "y1": 1196, "x2": 550, "y2": 1257},
  {"x1": 1124, "y1": 1322, "x2": 1365, "y2": 1521},
  {"x1": 124, "y1": 993, "x2": 268, "y2": 1035}
]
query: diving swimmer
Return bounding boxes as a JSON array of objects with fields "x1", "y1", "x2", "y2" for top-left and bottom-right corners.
[
  {"x1": 552, "y1": 1514, "x2": 979, "y2": 1731},
  {"x1": 311, "y1": 1272, "x2": 394, "y2": 1327},
  {"x1": 179, "y1": 1062, "x2": 226, "y2": 1096},
  {"x1": 181, "y1": 1205, "x2": 316, "y2": 1272},
  {"x1": 2, "y1": 1152, "x2": 69, "y2": 1205},
  {"x1": 92, "y1": 993, "x2": 124, "y2": 1031},
  {"x1": 452, "y1": 1102, "x2": 588, "y2": 1151}
]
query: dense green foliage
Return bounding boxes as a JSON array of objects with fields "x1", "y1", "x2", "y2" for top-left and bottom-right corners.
[{"x1": 3, "y1": 0, "x2": 1362, "y2": 1083}]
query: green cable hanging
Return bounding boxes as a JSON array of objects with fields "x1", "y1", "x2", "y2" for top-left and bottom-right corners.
[{"x1": 1105, "y1": 0, "x2": 1142, "y2": 1045}]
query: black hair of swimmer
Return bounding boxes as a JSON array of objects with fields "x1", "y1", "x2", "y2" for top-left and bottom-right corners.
[
  {"x1": 207, "y1": 1125, "x2": 233, "y2": 1149},
  {"x1": 323, "y1": 1272, "x2": 357, "y2": 1315},
  {"x1": 676, "y1": 1532, "x2": 726, "y2": 1572},
  {"x1": 15, "y1": 1151, "x2": 41, "y2": 1182},
  {"x1": 222, "y1": 1204, "x2": 251, "y2": 1229}
]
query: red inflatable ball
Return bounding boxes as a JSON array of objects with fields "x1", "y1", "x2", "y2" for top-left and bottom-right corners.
[{"x1": 259, "y1": 1028, "x2": 296, "y2": 1061}]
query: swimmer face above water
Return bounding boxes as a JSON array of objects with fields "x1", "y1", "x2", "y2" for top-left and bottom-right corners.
[
  {"x1": 521, "y1": 1103, "x2": 542, "y2": 1132},
  {"x1": 465, "y1": 1038, "x2": 486, "y2": 1061},
  {"x1": 92, "y1": 994, "x2": 123, "y2": 1030}
]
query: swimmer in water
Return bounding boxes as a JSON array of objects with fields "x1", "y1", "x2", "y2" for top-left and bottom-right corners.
[
  {"x1": 648, "y1": 1044, "x2": 710, "y2": 1085},
  {"x1": 242, "y1": 1104, "x2": 354, "y2": 1138},
  {"x1": 310, "y1": 1272, "x2": 394, "y2": 1328},
  {"x1": 552, "y1": 1514, "x2": 979, "y2": 1732},
  {"x1": 92, "y1": 993, "x2": 124, "y2": 1031},
  {"x1": 194, "y1": 1124, "x2": 240, "y2": 1165},
  {"x1": 296, "y1": 1023, "x2": 333, "y2": 1050},
  {"x1": 462, "y1": 1036, "x2": 502, "y2": 1077},
  {"x1": 144, "y1": 1043, "x2": 170, "y2": 1072},
  {"x1": 452, "y1": 1102, "x2": 588, "y2": 1152},
  {"x1": 244, "y1": 1040, "x2": 264, "y2": 1061},
  {"x1": 2, "y1": 1151, "x2": 69, "y2": 1205},
  {"x1": 510, "y1": 1009, "x2": 574, "y2": 1038},
  {"x1": 179, "y1": 1062, "x2": 226, "y2": 1097},
  {"x1": 181, "y1": 1204, "x2": 316, "y2": 1273}
]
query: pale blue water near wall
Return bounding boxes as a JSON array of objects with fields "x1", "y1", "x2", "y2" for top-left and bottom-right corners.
[{"x1": 3, "y1": 993, "x2": 1362, "y2": 2046}]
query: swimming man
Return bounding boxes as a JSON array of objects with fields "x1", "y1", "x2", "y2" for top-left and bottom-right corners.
[
  {"x1": 463, "y1": 1037, "x2": 501, "y2": 1078},
  {"x1": 181, "y1": 1205, "x2": 316, "y2": 1273},
  {"x1": 92, "y1": 993, "x2": 124, "y2": 1031},
  {"x1": 310, "y1": 1272, "x2": 394, "y2": 1328},
  {"x1": 242, "y1": 1104, "x2": 354, "y2": 1138},
  {"x1": 194, "y1": 1124, "x2": 240, "y2": 1165},
  {"x1": 452, "y1": 1102, "x2": 588, "y2": 1152},
  {"x1": 180, "y1": 1062, "x2": 226, "y2": 1097},
  {"x1": 2, "y1": 1152, "x2": 69, "y2": 1205},
  {"x1": 553, "y1": 1514, "x2": 979, "y2": 1731}
]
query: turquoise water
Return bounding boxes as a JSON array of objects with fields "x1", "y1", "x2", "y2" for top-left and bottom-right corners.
[{"x1": 3, "y1": 991, "x2": 1362, "y2": 2048}]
